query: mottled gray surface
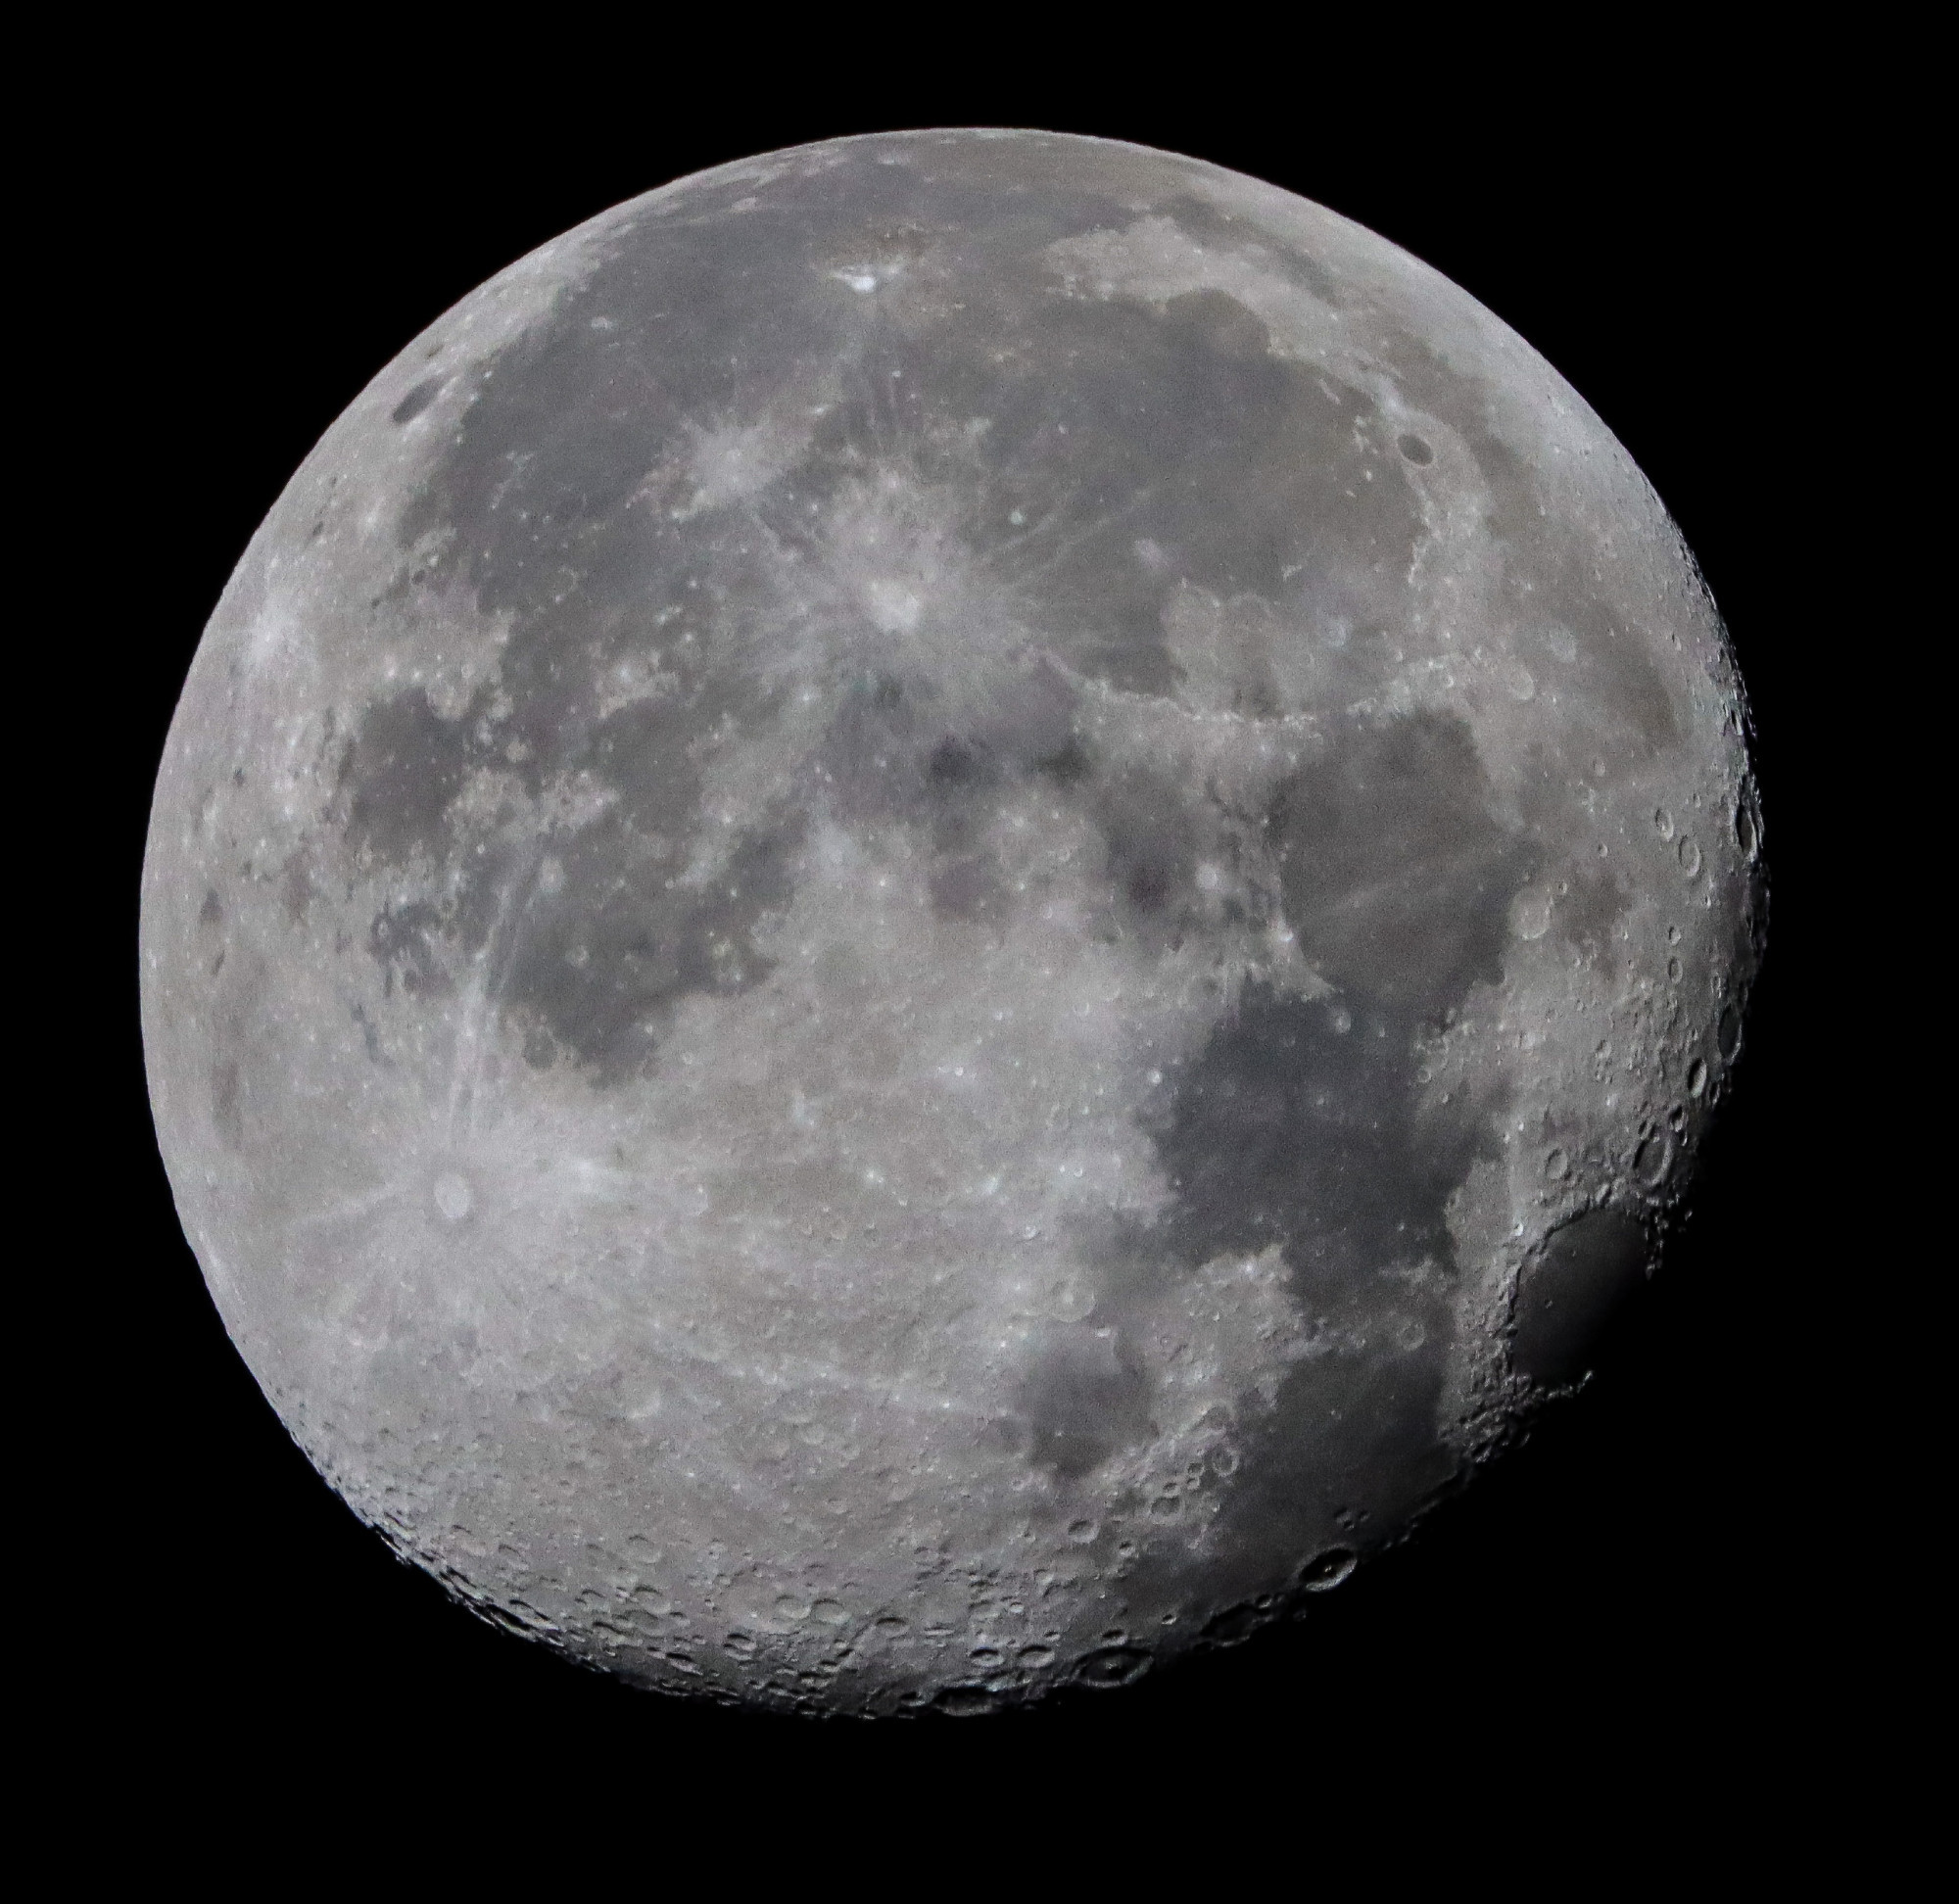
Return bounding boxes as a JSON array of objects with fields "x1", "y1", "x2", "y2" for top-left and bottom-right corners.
[{"x1": 142, "y1": 130, "x2": 1764, "y2": 1714}]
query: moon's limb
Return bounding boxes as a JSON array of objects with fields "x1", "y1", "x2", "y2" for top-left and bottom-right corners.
[{"x1": 143, "y1": 130, "x2": 1764, "y2": 1714}]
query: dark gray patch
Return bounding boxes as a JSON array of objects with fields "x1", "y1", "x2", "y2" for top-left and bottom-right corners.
[
  {"x1": 1120, "y1": 710, "x2": 1531, "y2": 1598},
  {"x1": 211, "y1": 1059, "x2": 241, "y2": 1147},
  {"x1": 1153, "y1": 984, "x2": 1477, "y2": 1274},
  {"x1": 974, "y1": 659, "x2": 1078, "y2": 772},
  {"x1": 390, "y1": 378, "x2": 442, "y2": 425},
  {"x1": 1376, "y1": 332, "x2": 1685, "y2": 764},
  {"x1": 975, "y1": 1415, "x2": 1030, "y2": 1456},
  {"x1": 362, "y1": 146, "x2": 1432, "y2": 1074},
  {"x1": 340, "y1": 689, "x2": 472, "y2": 866},
  {"x1": 929, "y1": 855, "x2": 1004, "y2": 924},
  {"x1": 1161, "y1": 192, "x2": 1345, "y2": 304},
  {"x1": 1474, "y1": 430, "x2": 1682, "y2": 761},
  {"x1": 1268, "y1": 712, "x2": 1535, "y2": 1021},
  {"x1": 1397, "y1": 433, "x2": 1434, "y2": 465},
  {"x1": 819, "y1": 672, "x2": 940, "y2": 825},
  {"x1": 279, "y1": 852, "x2": 314, "y2": 926},
  {"x1": 1034, "y1": 732, "x2": 1092, "y2": 785},
  {"x1": 369, "y1": 900, "x2": 452, "y2": 998},
  {"x1": 1094, "y1": 767, "x2": 1201, "y2": 936},
  {"x1": 388, "y1": 171, "x2": 1416, "y2": 701},
  {"x1": 927, "y1": 734, "x2": 994, "y2": 796},
  {"x1": 839, "y1": 655, "x2": 1095, "y2": 908},
  {"x1": 966, "y1": 287, "x2": 1426, "y2": 696},
  {"x1": 499, "y1": 812, "x2": 801, "y2": 1084},
  {"x1": 1211, "y1": 1335, "x2": 1458, "y2": 1595},
  {"x1": 1020, "y1": 1329, "x2": 1152, "y2": 1480},
  {"x1": 1457, "y1": 422, "x2": 1542, "y2": 547},
  {"x1": 1559, "y1": 865, "x2": 1629, "y2": 966},
  {"x1": 334, "y1": 516, "x2": 799, "y2": 1073},
  {"x1": 1510, "y1": 1207, "x2": 1650, "y2": 1387},
  {"x1": 1111, "y1": 979, "x2": 1482, "y2": 1599},
  {"x1": 1573, "y1": 612, "x2": 1682, "y2": 756},
  {"x1": 199, "y1": 888, "x2": 223, "y2": 927},
  {"x1": 819, "y1": 662, "x2": 1083, "y2": 923}
]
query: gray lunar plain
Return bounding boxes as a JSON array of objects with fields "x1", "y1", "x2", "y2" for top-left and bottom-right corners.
[{"x1": 142, "y1": 129, "x2": 1765, "y2": 1715}]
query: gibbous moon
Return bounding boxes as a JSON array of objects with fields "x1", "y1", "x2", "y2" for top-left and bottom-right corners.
[{"x1": 143, "y1": 130, "x2": 1764, "y2": 1714}]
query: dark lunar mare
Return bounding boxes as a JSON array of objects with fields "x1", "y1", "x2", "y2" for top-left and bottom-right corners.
[
  {"x1": 332, "y1": 145, "x2": 1540, "y2": 1603},
  {"x1": 337, "y1": 143, "x2": 1435, "y2": 1093},
  {"x1": 1017, "y1": 710, "x2": 1538, "y2": 1615}
]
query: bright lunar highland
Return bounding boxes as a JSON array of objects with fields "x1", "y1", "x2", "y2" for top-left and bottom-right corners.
[{"x1": 143, "y1": 131, "x2": 1765, "y2": 1714}]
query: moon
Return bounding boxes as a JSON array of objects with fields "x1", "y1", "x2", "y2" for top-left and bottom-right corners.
[{"x1": 142, "y1": 129, "x2": 1764, "y2": 1715}]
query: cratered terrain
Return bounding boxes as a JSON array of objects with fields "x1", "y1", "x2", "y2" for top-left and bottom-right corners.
[{"x1": 142, "y1": 129, "x2": 1765, "y2": 1716}]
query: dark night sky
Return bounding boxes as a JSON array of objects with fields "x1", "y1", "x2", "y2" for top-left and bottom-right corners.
[{"x1": 73, "y1": 56, "x2": 1854, "y2": 1807}]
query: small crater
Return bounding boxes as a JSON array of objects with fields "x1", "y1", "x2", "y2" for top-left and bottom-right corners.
[
  {"x1": 1687, "y1": 1056, "x2": 1709, "y2": 1098},
  {"x1": 390, "y1": 377, "x2": 442, "y2": 425},
  {"x1": 1678, "y1": 835, "x2": 1702, "y2": 879},
  {"x1": 1737, "y1": 798, "x2": 1760, "y2": 863},
  {"x1": 433, "y1": 1171, "x2": 473, "y2": 1222},
  {"x1": 1717, "y1": 1005, "x2": 1744, "y2": 1063},
  {"x1": 1073, "y1": 1645, "x2": 1152, "y2": 1689},
  {"x1": 1201, "y1": 1602, "x2": 1267, "y2": 1646},
  {"x1": 1511, "y1": 889, "x2": 1553, "y2": 941},
  {"x1": 1396, "y1": 433, "x2": 1434, "y2": 465},
  {"x1": 1298, "y1": 1547, "x2": 1358, "y2": 1591},
  {"x1": 933, "y1": 1685, "x2": 999, "y2": 1717},
  {"x1": 1633, "y1": 1131, "x2": 1672, "y2": 1189}
]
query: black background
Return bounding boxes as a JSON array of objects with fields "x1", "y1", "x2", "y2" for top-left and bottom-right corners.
[{"x1": 85, "y1": 62, "x2": 1840, "y2": 1802}]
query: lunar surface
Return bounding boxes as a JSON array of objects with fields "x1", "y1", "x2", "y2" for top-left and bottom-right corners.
[{"x1": 143, "y1": 130, "x2": 1765, "y2": 1714}]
